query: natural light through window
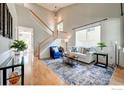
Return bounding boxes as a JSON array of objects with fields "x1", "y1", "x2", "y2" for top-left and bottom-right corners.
[
  {"x1": 76, "y1": 25, "x2": 101, "y2": 47},
  {"x1": 57, "y1": 21, "x2": 63, "y2": 31}
]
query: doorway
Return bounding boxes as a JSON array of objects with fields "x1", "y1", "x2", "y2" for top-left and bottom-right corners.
[{"x1": 18, "y1": 26, "x2": 34, "y2": 54}]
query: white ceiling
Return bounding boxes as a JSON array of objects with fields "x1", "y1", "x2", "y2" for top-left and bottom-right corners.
[{"x1": 37, "y1": 3, "x2": 73, "y2": 12}]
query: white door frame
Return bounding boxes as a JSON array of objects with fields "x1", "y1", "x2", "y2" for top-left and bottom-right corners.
[{"x1": 17, "y1": 26, "x2": 34, "y2": 54}]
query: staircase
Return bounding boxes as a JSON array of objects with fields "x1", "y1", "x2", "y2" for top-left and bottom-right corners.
[
  {"x1": 24, "y1": 4, "x2": 70, "y2": 59},
  {"x1": 24, "y1": 4, "x2": 58, "y2": 59}
]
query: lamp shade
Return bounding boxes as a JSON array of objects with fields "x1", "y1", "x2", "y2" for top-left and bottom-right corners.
[{"x1": 58, "y1": 31, "x2": 71, "y2": 40}]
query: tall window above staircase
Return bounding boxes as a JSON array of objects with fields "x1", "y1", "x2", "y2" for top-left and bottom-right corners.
[{"x1": 57, "y1": 21, "x2": 63, "y2": 31}]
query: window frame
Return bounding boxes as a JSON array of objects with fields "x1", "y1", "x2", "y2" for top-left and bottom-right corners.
[
  {"x1": 75, "y1": 24, "x2": 101, "y2": 47},
  {"x1": 57, "y1": 20, "x2": 64, "y2": 32}
]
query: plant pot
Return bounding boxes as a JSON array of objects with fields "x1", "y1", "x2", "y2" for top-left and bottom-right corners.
[
  {"x1": 14, "y1": 51, "x2": 20, "y2": 56},
  {"x1": 101, "y1": 49, "x2": 104, "y2": 53}
]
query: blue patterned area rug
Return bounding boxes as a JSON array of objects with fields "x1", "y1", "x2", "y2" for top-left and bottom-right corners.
[{"x1": 43, "y1": 59, "x2": 114, "y2": 85}]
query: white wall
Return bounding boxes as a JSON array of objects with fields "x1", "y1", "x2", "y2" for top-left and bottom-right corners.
[
  {"x1": 24, "y1": 4, "x2": 55, "y2": 32},
  {"x1": 57, "y1": 3, "x2": 122, "y2": 65},
  {"x1": 0, "y1": 36, "x2": 11, "y2": 54}
]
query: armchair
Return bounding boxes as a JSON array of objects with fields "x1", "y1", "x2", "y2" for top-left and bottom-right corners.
[{"x1": 50, "y1": 46, "x2": 63, "y2": 59}]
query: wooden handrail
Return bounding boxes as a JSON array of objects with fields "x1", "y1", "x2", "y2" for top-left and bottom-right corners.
[{"x1": 28, "y1": 9, "x2": 54, "y2": 34}]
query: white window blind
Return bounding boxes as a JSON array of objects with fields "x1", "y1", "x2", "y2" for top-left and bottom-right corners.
[{"x1": 76, "y1": 25, "x2": 101, "y2": 47}]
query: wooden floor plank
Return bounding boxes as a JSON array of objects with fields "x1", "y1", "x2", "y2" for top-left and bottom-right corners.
[
  {"x1": 31, "y1": 57, "x2": 65, "y2": 85},
  {"x1": 110, "y1": 67, "x2": 124, "y2": 85}
]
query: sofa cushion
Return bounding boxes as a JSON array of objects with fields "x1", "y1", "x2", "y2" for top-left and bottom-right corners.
[
  {"x1": 75, "y1": 52, "x2": 86, "y2": 57},
  {"x1": 67, "y1": 51, "x2": 95, "y2": 63}
]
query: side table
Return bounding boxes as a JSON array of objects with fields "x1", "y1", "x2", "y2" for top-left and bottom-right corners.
[{"x1": 94, "y1": 53, "x2": 108, "y2": 68}]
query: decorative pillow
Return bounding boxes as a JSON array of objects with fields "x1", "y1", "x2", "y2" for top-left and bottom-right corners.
[
  {"x1": 53, "y1": 47, "x2": 59, "y2": 52},
  {"x1": 83, "y1": 48, "x2": 90, "y2": 54},
  {"x1": 80, "y1": 48, "x2": 84, "y2": 53},
  {"x1": 77, "y1": 47, "x2": 81, "y2": 53},
  {"x1": 71, "y1": 47, "x2": 78, "y2": 52},
  {"x1": 89, "y1": 47, "x2": 96, "y2": 52}
]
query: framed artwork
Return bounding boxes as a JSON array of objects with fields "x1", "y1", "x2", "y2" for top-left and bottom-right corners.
[
  {"x1": 4, "y1": 4, "x2": 8, "y2": 37},
  {"x1": 0, "y1": 3, "x2": 13, "y2": 39},
  {"x1": 0, "y1": 4, "x2": 2, "y2": 35},
  {"x1": 10, "y1": 15, "x2": 13, "y2": 39},
  {"x1": 0, "y1": 3, "x2": 3, "y2": 35}
]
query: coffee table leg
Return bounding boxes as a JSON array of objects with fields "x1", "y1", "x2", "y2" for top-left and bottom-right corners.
[{"x1": 106, "y1": 55, "x2": 108, "y2": 68}]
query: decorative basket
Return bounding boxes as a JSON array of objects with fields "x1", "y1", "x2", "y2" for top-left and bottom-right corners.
[{"x1": 9, "y1": 72, "x2": 20, "y2": 85}]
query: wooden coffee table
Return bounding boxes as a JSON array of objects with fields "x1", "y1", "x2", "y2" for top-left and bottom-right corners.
[{"x1": 63, "y1": 54, "x2": 78, "y2": 67}]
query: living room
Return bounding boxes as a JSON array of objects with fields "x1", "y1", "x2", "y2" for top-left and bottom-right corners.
[
  {"x1": 40, "y1": 3, "x2": 124, "y2": 85},
  {"x1": 0, "y1": 3, "x2": 124, "y2": 86}
]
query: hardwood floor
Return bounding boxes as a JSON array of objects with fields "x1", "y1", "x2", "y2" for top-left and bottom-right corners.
[
  {"x1": 31, "y1": 57, "x2": 65, "y2": 85},
  {"x1": 24, "y1": 55, "x2": 124, "y2": 85},
  {"x1": 110, "y1": 66, "x2": 124, "y2": 85}
]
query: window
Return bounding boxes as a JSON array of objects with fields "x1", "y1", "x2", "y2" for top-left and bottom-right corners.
[
  {"x1": 76, "y1": 25, "x2": 101, "y2": 47},
  {"x1": 57, "y1": 21, "x2": 63, "y2": 31}
]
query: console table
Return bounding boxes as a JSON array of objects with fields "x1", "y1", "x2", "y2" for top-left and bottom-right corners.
[{"x1": 94, "y1": 53, "x2": 108, "y2": 68}]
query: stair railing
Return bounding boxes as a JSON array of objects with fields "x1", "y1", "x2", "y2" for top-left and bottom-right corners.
[
  {"x1": 26, "y1": 7, "x2": 59, "y2": 59},
  {"x1": 27, "y1": 8, "x2": 54, "y2": 35}
]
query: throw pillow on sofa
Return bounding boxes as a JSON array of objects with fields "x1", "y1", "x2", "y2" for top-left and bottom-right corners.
[
  {"x1": 71, "y1": 47, "x2": 78, "y2": 52},
  {"x1": 53, "y1": 47, "x2": 59, "y2": 52},
  {"x1": 83, "y1": 48, "x2": 90, "y2": 54},
  {"x1": 80, "y1": 48, "x2": 84, "y2": 53}
]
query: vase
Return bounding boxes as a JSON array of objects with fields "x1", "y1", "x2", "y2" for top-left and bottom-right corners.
[{"x1": 14, "y1": 51, "x2": 20, "y2": 56}]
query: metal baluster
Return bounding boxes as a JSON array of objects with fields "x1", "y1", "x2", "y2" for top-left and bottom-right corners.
[
  {"x1": 3, "y1": 69, "x2": 7, "y2": 85},
  {"x1": 21, "y1": 57, "x2": 24, "y2": 85}
]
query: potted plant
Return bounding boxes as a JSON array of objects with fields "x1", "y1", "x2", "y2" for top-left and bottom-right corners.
[
  {"x1": 10, "y1": 40, "x2": 27, "y2": 55},
  {"x1": 97, "y1": 42, "x2": 107, "y2": 51}
]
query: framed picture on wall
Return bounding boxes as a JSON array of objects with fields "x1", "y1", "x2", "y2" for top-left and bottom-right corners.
[
  {"x1": 10, "y1": 16, "x2": 13, "y2": 39},
  {"x1": 0, "y1": 3, "x2": 3, "y2": 35},
  {"x1": 4, "y1": 4, "x2": 8, "y2": 38},
  {"x1": 7, "y1": 5, "x2": 10, "y2": 38},
  {"x1": 2, "y1": 3, "x2": 5, "y2": 37},
  {"x1": 0, "y1": 3, "x2": 13, "y2": 39},
  {"x1": 0, "y1": 4, "x2": 1, "y2": 35}
]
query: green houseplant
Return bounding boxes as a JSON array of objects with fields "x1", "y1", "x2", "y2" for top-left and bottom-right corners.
[
  {"x1": 10, "y1": 40, "x2": 27, "y2": 55},
  {"x1": 97, "y1": 42, "x2": 107, "y2": 50}
]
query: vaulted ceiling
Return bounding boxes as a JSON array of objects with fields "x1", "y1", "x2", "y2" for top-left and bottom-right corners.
[{"x1": 37, "y1": 3, "x2": 73, "y2": 12}]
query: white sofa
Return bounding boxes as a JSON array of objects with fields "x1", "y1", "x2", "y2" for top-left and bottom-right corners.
[
  {"x1": 67, "y1": 46, "x2": 95, "y2": 64},
  {"x1": 68, "y1": 51, "x2": 95, "y2": 64}
]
